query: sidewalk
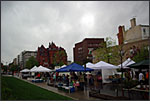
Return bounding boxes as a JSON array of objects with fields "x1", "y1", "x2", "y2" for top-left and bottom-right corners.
[{"x1": 14, "y1": 76, "x2": 102, "y2": 101}]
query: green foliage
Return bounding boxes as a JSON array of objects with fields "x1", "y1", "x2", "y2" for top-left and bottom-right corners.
[
  {"x1": 9, "y1": 65, "x2": 19, "y2": 72},
  {"x1": 75, "y1": 61, "x2": 82, "y2": 65},
  {"x1": 1, "y1": 76, "x2": 73, "y2": 100},
  {"x1": 132, "y1": 45, "x2": 149, "y2": 63},
  {"x1": 53, "y1": 50, "x2": 67, "y2": 66},
  {"x1": 106, "y1": 37, "x2": 116, "y2": 48},
  {"x1": 95, "y1": 37, "x2": 119, "y2": 64},
  {"x1": 26, "y1": 56, "x2": 39, "y2": 69},
  {"x1": 2, "y1": 65, "x2": 8, "y2": 72}
]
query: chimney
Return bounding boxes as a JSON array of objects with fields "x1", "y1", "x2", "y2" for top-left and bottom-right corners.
[
  {"x1": 122, "y1": 25, "x2": 125, "y2": 33},
  {"x1": 130, "y1": 18, "x2": 136, "y2": 28},
  {"x1": 117, "y1": 26, "x2": 124, "y2": 45}
]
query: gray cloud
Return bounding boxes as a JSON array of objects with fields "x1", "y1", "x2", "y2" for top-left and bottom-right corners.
[{"x1": 1, "y1": 1, "x2": 149, "y2": 64}]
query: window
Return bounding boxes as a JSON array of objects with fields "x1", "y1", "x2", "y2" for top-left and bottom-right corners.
[
  {"x1": 143, "y1": 28, "x2": 146, "y2": 35},
  {"x1": 78, "y1": 47, "x2": 82, "y2": 50}
]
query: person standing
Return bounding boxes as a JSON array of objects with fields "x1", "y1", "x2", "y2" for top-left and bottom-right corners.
[
  {"x1": 66, "y1": 75, "x2": 69, "y2": 86},
  {"x1": 79, "y1": 72, "x2": 85, "y2": 91},
  {"x1": 145, "y1": 70, "x2": 149, "y2": 84},
  {"x1": 145, "y1": 70, "x2": 149, "y2": 89},
  {"x1": 97, "y1": 75, "x2": 102, "y2": 89},
  {"x1": 139, "y1": 71, "x2": 144, "y2": 88}
]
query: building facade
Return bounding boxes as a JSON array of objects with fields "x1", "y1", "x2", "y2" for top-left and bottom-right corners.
[
  {"x1": 18, "y1": 51, "x2": 25, "y2": 69},
  {"x1": 22, "y1": 51, "x2": 37, "y2": 68},
  {"x1": 92, "y1": 18, "x2": 149, "y2": 65},
  {"x1": 13, "y1": 58, "x2": 17, "y2": 65},
  {"x1": 37, "y1": 42, "x2": 67, "y2": 69},
  {"x1": 17, "y1": 55, "x2": 20, "y2": 66},
  {"x1": 117, "y1": 18, "x2": 150, "y2": 45},
  {"x1": 16, "y1": 50, "x2": 37, "y2": 69},
  {"x1": 92, "y1": 39, "x2": 149, "y2": 65},
  {"x1": 73, "y1": 38, "x2": 104, "y2": 64}
]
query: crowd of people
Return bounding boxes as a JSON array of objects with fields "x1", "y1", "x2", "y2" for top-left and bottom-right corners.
[
  {"x1": 33, "y1": 71, "x2": 103, "y2": 91},
  {"x1": 27, "y1": 68, "x2": 149, "y2": 91}
]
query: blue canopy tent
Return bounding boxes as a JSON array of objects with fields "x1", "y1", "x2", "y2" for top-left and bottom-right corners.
[{"x1": 56, "y1": 63, "x2": 94, "y2": 72}]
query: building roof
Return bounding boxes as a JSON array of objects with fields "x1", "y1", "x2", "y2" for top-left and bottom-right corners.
[
  {"x1": 74, "y1": 38, "x2": 104, "y2": 46},
  {"x1": 139, "y1": 25, "x2": 150, "y2": 27},
  {"x1": 83, "y1": 38, "x2": 104, "y2": 41}
]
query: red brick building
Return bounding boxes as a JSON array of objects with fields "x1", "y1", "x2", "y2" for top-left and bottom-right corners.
[
  {"x1": 37, "y1": 42, "x2": 67, "y2": 69},
  {"x1": 73, "y1": 38, "x2": 104, "y2": 64}
]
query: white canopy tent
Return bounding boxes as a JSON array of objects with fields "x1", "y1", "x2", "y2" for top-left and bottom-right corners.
[
  {"x1": 30, "y1": 66, "x2": 38, "y2": 76},
  {"x1": 93, "y1": 61, "x2": 119, "y2": 69},
  {"x1": 118, "y1": 58, "x2": 135, "y2": 68},
  {"x1": 32, "y1": 65, "x2": 52, "y2": 72},
  {"x1": 61, "y1": 65, "x2": 66, "y2": 68},
  {"x1": 86, "y1": 62, "x2": 95, "y2": 68},
  {"x1": 30, "y1": 66, "x2": 38, "y2": 72},
  {"x1": 20, "y1": 69, "x2": 30, "y2": 73},
  {"x1": 86, "y1": 61, "x2": 118, "y2": 83},
  {"x1": 54, "y1": 65, "x2": 67, "y2": 71}
]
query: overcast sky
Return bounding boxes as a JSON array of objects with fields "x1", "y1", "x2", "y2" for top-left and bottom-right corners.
[{"x1": 1, "y1": 1, "x2": 149, "y2": 64}]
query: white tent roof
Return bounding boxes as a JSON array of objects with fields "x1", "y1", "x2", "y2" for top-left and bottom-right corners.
[
  {"x1": 118, "y1": 58, "x2": 135, "y2": 68},
  {"x1": 33, "y1": 65, "x2": 52, "y2": 72},
  {"x1": 54, "y1": 65, "x2": 67, "y2": 71},
  {"x1": 86, "y1": 62, "x2": 95, "y2": 68},
  {"x1": 93, "y1": 61, "x2": 119, "y2": 69},
  {"x1": 20, "y1": 69, "x2": 30, "y2": 72},
  {"x1": 61, "y1": 65, "x2": 66, "y2": 68},
  {"x1": 30, "y1": 66, "x2": 38, "y2": 72}
]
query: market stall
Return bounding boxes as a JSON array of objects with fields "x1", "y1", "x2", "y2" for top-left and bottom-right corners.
[
  {"x1": 29, "y1": 65, "x2": 52, "y2": 83},
  {"x1": 30, "y1": 66, "x2": 38, "y2": 77},
  {"x1": 31, "y1": 65, "x2": 52, "y2": 72},
  {"x1": 118, "y1": 58, "x2": 135, "y2": 69},
  {"x1": 20, "y1": 69, "x2": 31, "y2": 79},
  {"x1": 56, "y1": 63, "x2": 94, "y2": 93},
  {"x1": 86, "y1": 61, "x2": 118, "y2": 83}
]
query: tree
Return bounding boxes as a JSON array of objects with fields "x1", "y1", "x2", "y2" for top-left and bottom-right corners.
[
  {"x1": 53, "y1": 50, "x2": 67, "y2": 66},
  {"x1": 2, "y1": 65, "x2": 7, "y2": 73},
  {"x1": 95, "y1": 37, "x2": 118, "y2": 64},
  {"x1": 9, "y1": 64, "x2": 19, "y2": 73},
  {"x1": 26, "y1": 56, "x2": 39, "y2": 69},
  {"x1": 132, "y1": 45, "x2": 149, "y2": 63}
]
